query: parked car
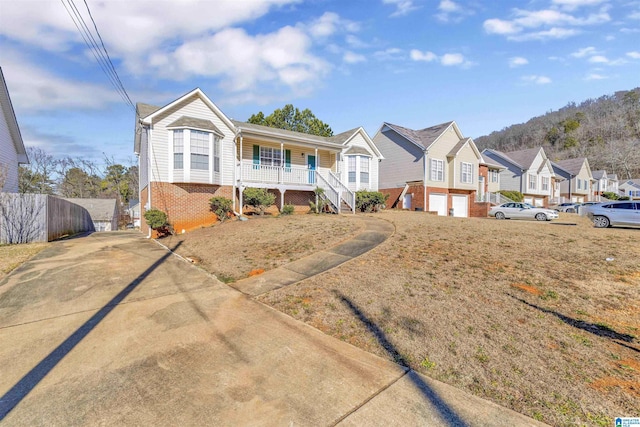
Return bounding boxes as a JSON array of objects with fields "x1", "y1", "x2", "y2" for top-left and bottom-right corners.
[
  {"x1": 582, "y1": 201, "x2": 640, "y2": 228},
  {"x1": 552, "y1": 202, "x2": 581, "y2": 213},
  {"x1": 577, "y1": 201, "x2": 598, "y2": 215},
  {"x1": 489, "y1": 203, "x2": 559, "y2": 221}
]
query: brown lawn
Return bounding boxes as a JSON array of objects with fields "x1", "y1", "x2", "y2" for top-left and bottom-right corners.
[
  {"x1": 162, "y1": 214, "x2": 365, "y2": 283},
  {"x1": 0, "y1": 242, "x2": 49, "y2": 280},
  {"x1": 252, "y1": 211, "x2": 640, "y2": 427}
]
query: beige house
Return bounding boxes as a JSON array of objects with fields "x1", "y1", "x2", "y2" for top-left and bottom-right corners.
[
  {"x1": 135, "y1": 88, "x2": 382, "y2": 235},
  {"x1": 374, "y1": 121, "x2": 485, "y2": 217},
  {"x1": 551, "y1": 158, "x2": 593, "y2": 203},
  {"x1": 0, "y1": 67, "x2": 28, "y2": 193}
]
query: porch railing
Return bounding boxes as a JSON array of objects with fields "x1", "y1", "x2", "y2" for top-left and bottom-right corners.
[
  {"x1": 240, "y1": 161, "x2": 313, "y2": 185},
  {"x1": 315, "y1": 173, "x2": 342, "y2": 213},
  {"x1": 327, "y1": 171, "x2": 355, "y2": 212}
]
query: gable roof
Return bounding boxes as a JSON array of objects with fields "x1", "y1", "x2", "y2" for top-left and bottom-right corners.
[
  {"x1": 136, "y1": 102, "x2": 161, "y2": 119},
  {"x1": 503, "y1": 147, "x2": 542, "y2": 169},
  {"x1": 592, "y1": 170, "x2": 607, "y2": 180},
  {"x1": 64, "y1": 198, "x2": 117, "y2": 221},
  {"x1": 167, "y1": 116, "x2": 225, "y2": 137},
  {"x1": 0, "y1": 67, "x2": 28, "y2": 164},
  {"x1": 481, "y1": 148, "x2": 524, "y2": 169},
  {"x1": 621, "y1": 179, "x2": 640, "y2": 188},
  {"x1": 381, "y1": 121, "x2": 457, "y2": 151},
  {"x1": 344, "y1": 146, "x2": 372, "y2": 156},
  {"x1": 335, "y1": 127, "x2": 384, "y2": 158},
  {"x1": 553, "y1": 157, "x2": 588, "y2": 176},
  {"x1": 447, "y1": 137, "x2": 481, "y2": 160}
]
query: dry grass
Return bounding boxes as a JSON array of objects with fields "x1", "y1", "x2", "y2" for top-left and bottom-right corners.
[
  {"x1": 0, "y1": 243, "x2": 50, "y2": 280},
  {"x1": 256, "y1": 211, "x2": 640, "y2": 427},
  {"x1": 163, "y1": 214, "x2": 364, "y2": 283}
]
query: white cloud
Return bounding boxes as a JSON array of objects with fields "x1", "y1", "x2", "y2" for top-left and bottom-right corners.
[
  {"x1": 441, "y1": 53, "x2": 465, "y2": 66},
  {"x1": 345, "y1": 34, "x2": 369, "y2": 48},
  {"x1": 627, "y1": 51, "x2": 640, "y2": 59},
  {"x1": 629, "y1": 11, "x2": 640, "y2": 20},
  {"x1": 585, "y1": 73, "x2": 608, "y2": 80},
  {"x1": 522, "y1": 75, "x2": 552, "y2": 84},
  {"x1": 483, "y1": 6, "x2": 610, "y2": 41},
  {"x1": 509, "y1": 56, "x2": 529, "y2": 67},
  {"x1": 307, "y1": 12, "x2": 360, "y2": 38},
  {"x1": 571, "y1": 46, "x2": 599, "y2": 57},
  {"x1": 588, "y1": 55, "x2": 609, "y2": 63},
  {"x1": 410, "y1": 49, "x2": 437, "y2": 62},
  {"x1": 343, "y1": 51, "x2": 366, "y2": 64},
  {"x1": 435, "y1": 0, "x2": 473, "y2": 23},
  {"x1": 382, "y1": 0, "x2": 420, "y2": 17},
  {"x1": 1, "y1": 51, "x2": 121, "y2": 113},
  {"x1": 374, "y1": 48, "x2": 405, "y2": 61}
]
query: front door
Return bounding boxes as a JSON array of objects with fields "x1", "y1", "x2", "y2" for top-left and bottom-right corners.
[{"x1": 307, "y1": 155, "x2": 316, "y2": 184}]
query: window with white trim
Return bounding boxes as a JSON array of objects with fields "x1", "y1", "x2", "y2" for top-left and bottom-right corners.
[
  {"x1": 430, "y1": 159, "x2": 444, "y2": 181},
  {"x1": 213, "y1": 137, "x2": 220, "y2": 173},
  {"x1": 490, "y1": 170, "x2": 499, "y2": 183},
  {"x1": 360, "y1": 156, "x2": 369, "y2": 184},
  {"x1": 348, "y1": 156, "x2": 356, "y2": 183},
  {"x1": 528, "y1": 173, "x2": 536, "y2": 190},
  {"x1": 461, "y1": 162, "x2": 473, "y2": 184},
  {"x1": 260, "y1": 147, "x2": 282, "y2": 167},
  {"x1": 173, "y1": 130, "x2": 184, "y2": 169},
  {"x1": 541, "y1": 176, "x2": 549, "y2": 191},
  {"x1": 190, "y1": 130, "x2": 209, "y2": 170}
]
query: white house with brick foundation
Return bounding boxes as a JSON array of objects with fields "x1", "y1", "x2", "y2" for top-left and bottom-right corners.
[{"x1": 134, "y1": 88, "x2": 382, "y2": 236}]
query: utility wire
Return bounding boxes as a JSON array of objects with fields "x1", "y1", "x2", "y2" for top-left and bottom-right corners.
[{"x1": 60, "y1": 0, "x2": 135, "y2": 111}]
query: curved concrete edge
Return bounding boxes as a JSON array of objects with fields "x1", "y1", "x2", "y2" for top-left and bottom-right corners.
[{"x1": 229, "y1": 216, "x2": 395, "y2": 296}]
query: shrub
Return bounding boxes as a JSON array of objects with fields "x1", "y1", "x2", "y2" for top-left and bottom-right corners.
[
  {"x1": 243, "y1": 187, "x2": 275, "y2": 215},
  {"x1": 356, "y1": 191, "x2": 388, "y2": 212},
  {"x1": 143, "y1": 208, "x2": 172, "y2": 237},
  {"x1": 309, "y1": 187, "x2": 329, "y2": 213},
  {"x1": 209, "y1": 197, "x2": 233, "y2": 222},
  {"x1": 499, "y1": 190, "x2": 524, "y2": 202},
  {"x1": 281, "y1": 204, "x2": 295, "y2": 215},
  {"x1": 602, "y1": 191, "x2": 619, "y2": 200},
  {"x1": 618, "y1": 196, "x2": 630, "y2": 201}
]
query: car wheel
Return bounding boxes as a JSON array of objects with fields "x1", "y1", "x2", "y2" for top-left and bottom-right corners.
[
  {"x1": 593, "y1": 215, "x2": 610, "y2": 228},
  {"x1": 566, "y1": 208, "x2": 575, "y2": 213},
  {"x1": 535, "y1": 213, "x2": 547, "y2": 221},
  {"x1": 495, "y1": 212, "x2": 506, "y2": 220}
]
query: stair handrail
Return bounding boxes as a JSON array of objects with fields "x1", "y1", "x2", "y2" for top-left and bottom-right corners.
[
  {"x1": 315, "y1": 172, "x2": 341, "y2": 212},
  {"x1": 327, "y1": 171, "x2": 355, "y2": 211}
]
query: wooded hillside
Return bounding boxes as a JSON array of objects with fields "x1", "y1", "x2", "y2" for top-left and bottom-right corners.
[{"x1": 475, "y1": 88, "x2": 640, "y2": 179}]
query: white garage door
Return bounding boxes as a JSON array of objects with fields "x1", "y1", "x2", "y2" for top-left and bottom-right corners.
[
  {"x1": 451, "y1": 195, "x2": 468, "y2": 217},
  {"x1": 429, "y1": 194, "x2": 447, "y2": 216},
  {"x1": 534, "y1": 198, "x2": 544, "y2": 207},
  {"x1": 524, "y1": 197, "x2": 533, "y2": 205}
]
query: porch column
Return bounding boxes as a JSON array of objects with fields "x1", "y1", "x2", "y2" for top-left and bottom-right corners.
[
  {"x1": 239, "y1": 185, "x2": 244, "y2": 216},
  {"x1": 239, "y1": 135, "x2": 243, "y2": 182},
  {"x1": 315, "y1": 147, "x2": 318, "y2": 182},
  {"x1": 280, "y1": 142, "x2": 284, "y2": 184},
  {"x1": 280, "y1": 188, "x2": 286, "y2": 210}
]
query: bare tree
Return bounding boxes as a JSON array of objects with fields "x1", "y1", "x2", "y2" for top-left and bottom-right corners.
[{"x1": 0, "y1": 193, "x2": 46, "y2": 243}]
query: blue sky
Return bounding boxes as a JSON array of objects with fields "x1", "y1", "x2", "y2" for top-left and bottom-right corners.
[{"x1": 1, "y1": 0, "x2": 639, "y2": 168}]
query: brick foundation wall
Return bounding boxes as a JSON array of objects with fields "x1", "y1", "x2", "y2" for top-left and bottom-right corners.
[
  {"x1": 470, "y1": 201, "x2": 490, "y2": 217},
  {"x1": 382, "y1": 185, "x2": 484, "y2": 217},
  {"x1": 142, "y1": 182, "x2": 234, "y2": 234},
  {"x1": 238, "y1": 188, "x2": 315, "y2": 215}
]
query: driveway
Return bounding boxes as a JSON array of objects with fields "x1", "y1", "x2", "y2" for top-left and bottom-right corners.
[{"x1": 0, "y1": 232, "x2": 546, "y2": 426}]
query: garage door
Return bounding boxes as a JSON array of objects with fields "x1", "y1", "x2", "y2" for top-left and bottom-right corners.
[
  {"x1": 451, "y1": 195, "x2": 468, "y2": 217},
  {"x1": 429, "y1": 194, "x2": 447, "y2": 216},
  {"x1": 524, "y1": 197, "x2": 533, "y2": 205},
  {"x1": 534, "y1": 198, "x2": 544, "y2": 207}
]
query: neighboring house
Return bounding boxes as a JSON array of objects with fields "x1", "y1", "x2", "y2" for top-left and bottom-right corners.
[
  {"x1": 551, "y1": 158, "x2": 594, "y2": 203},
  {"x1": 64, "y1": 198, "x2": 118, "y2": 231},
  {"x1": 373, "y1": 121, "x2": 484, "y2": 217},
  {"x1": 135, "y1": 88, "x2": 382, "y2": 235},
  {"x1": 478, "y1": 157, "x2": 505, "y2": 205},
  {"x1": 128, "y1": 199, "x2": 140, "y2": 227},
  {"x1": 0, "y1": 67, "x2": 28, "y2": 193},
  {"x1": 481, "y1": 147, "x2": 555, "y2": 207},
  {"x1": 619, "y1": 179, "x2": 640, "y2": 199},
  {"x1": 592, "y1": 170, "x2": 619, "y2": 200}
]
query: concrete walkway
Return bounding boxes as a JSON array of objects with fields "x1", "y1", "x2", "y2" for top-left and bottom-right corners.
[{"x1": 0, "y1": 226, "x2": 548, "y2": 426}]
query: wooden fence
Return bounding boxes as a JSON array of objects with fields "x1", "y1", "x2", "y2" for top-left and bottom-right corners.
[{"x1": 0, "y1": 193, "x2": 94, "y2": 243}]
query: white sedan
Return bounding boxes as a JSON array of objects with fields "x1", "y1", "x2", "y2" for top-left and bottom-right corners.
[{"x1": 489, "y1": 202, "x2": 559, "y2": 221}]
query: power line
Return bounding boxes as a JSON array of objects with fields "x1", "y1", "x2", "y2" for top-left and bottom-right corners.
[{"x1": 60, "y1": 0, "x2": 135, "y2": 111}]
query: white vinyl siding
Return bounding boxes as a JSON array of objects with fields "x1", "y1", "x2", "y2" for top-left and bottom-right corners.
[
  {"x1": 461, "y1": 162, "x2": 473, "y2": 184},
  {"x1": 430, "y1": 159, "x2": 444, "y2": 182},
  {"x1": 0, "y1": 102, "x2": 20, "y2": 192}
]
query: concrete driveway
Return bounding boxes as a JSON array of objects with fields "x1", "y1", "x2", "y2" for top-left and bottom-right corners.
[{"x1": 0, "y1": 231, "x2": 546, "y2": 426}]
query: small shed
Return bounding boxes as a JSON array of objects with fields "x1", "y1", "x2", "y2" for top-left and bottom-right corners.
[{"x1": 64, "y1": 198, "x2": 118, "y2": 231}]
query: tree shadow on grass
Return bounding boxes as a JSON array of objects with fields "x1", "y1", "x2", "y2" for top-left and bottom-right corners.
[
  {"x1": 510, "y1": 294, "x2": 639, "y2": 353},
  {"x1": 333, "y1": 290, "x2": 469, "y2": 427},
  {"x1": 0, "y1": 241, "x2": 182, "y2": 420}
]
